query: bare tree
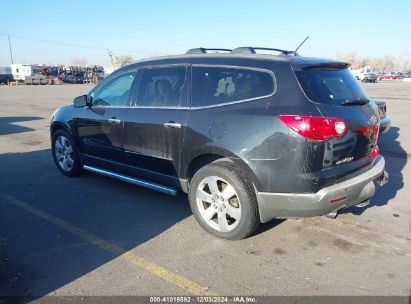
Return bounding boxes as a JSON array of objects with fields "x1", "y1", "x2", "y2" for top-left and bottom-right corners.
[
  {"x1": 71, "y1": 58, "x2": 88, "y2": 66},
  {"x1": 113, "y1": 55, "x2": 133, "y2": 69},
  {"x1": 396, "y1": 50, "x2": 411, "y2": 72},
  {"x1": 334, "y1": 51, "x2": 411, "y2": 72},
  {"x1": 335, "y1": 52, "x2": 359, "y2": 68},
  {"x1": 381, "y1": 55, "x2": 395, "y2": 72}
]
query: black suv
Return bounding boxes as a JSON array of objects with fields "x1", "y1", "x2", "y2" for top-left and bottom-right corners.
[{"x1": 50, "y1": 47, "x2": 388, "y2": 239}]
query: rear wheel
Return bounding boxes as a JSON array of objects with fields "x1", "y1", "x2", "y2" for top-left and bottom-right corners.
[
  {"x1": 189, "y1": 162, "x2": 260, "y2": 240},
  {"x1": 52, "y1": 129, "x2": 83, "y2": 176}
]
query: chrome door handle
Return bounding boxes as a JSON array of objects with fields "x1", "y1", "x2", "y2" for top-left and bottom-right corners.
[
  {"x1": 164, "y1": 122, "x2": 181, "y2": 129},
  {"x1": 108, "y1": 118, "x2": 121, "y2": 124}
]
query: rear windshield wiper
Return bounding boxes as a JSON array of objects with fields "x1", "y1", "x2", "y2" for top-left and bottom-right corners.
[{"x1": 341, "y1": 98, "x2": 370, "y2": 106}]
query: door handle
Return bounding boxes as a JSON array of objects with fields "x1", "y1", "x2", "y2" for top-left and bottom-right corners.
[
  {"x1": 108, "y1": 118, "x2": 121, "y2": 124},
  {"x1": 164, "y1": 122, "x2": 182, "y2": 129}
]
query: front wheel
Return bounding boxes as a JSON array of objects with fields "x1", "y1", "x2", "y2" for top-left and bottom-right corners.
[
  {"x1": 52, "y1": 129, "x2": 83, "y2": 176},
  {"x1": 189, "y1": 162, "x2": 260, "y2": 240}
]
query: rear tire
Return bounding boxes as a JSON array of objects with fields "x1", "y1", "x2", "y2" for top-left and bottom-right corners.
[
  {"x1": 189, "y1": 161, "x2": 260, "y2": 240},
  {"x1": 51, "y1": 129, "x2": 83, "y2": 177}
]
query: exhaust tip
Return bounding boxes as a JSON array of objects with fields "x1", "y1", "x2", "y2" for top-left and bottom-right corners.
[
  {"x1": 354, "y1": 199, "x2": 371, "y2": 208},
  {"x1": 325, "y1": 211, "x2": 338, "y2": 219}
]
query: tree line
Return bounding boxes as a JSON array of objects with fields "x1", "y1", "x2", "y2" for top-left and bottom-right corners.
[
  {"x1": 72, "y1": 51, "x2": 411, "y2": 73},
  {"x1": 335, "y1": 51, "x2": 411, "y2": 72}
]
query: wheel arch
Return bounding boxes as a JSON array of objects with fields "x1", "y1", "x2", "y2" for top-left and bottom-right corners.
[
  {"x1": 50, "y1": 121, "x2": 72, "y2": 137},
  {"x1": 185, "y1": 149, "x2": 263, "y2": 191}
]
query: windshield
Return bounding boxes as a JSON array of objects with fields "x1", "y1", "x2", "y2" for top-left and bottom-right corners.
[
  {"x1": 0, "y1": 67, "x2": 12, "y2": 74},
  {"x1": 295, "y1": 68, "x2": 370, "y2": 105}
]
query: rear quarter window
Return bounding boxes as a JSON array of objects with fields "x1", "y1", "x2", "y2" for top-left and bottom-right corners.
[
  {"x1": 192, "y1": 66, "x2": 275, "y2": 107},
  {"x1": 295, "y1": 68, "x2": 369, "y2": 105}
]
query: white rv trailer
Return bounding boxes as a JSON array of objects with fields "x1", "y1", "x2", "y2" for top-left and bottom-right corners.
[{"x1": 11, "y1": 64, "x2": 34, "y2": 81}]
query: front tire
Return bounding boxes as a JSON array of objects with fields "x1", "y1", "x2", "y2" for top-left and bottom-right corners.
[
  {"x1": 52, "y1": 129, "x2": 83, "y2": 176},
  {"x1": 189, "y1": 162, "x2": 260, "y2": 240}
]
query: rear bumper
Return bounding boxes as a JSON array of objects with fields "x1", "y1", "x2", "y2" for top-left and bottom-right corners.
[{"x1": 257, "y1": 155, "x2": 388, "y2": 223}]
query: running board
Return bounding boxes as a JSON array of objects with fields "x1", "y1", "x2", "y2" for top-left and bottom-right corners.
[{"x1": 83, "y1": 165, "x2": 178, "y2": 196}]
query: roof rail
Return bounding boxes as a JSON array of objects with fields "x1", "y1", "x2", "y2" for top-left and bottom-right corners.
[
  {"x1": 231, "y1": 47, "x2": 299, "y2": 56},
  {"x1": 186, "y1": 48, "x2": 232, "y2": 54}
]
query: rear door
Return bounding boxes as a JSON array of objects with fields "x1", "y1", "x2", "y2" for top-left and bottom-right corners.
[
  {"x1": 122, "y1": 65, "x2": 189, "y2": 182},
  {"x1": 295, "y1": 67, "x2": 380, "y2": 178}
]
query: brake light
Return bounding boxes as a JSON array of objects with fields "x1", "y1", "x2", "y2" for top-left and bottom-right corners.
[
  {"x1": 279, "y1": 115, "x2": 347, "y2": 141},
  {"x1": 371, "y1": 146, "x2": 379, "y2": 159},
  {"x1": 373, "y1": 124, "x2": 380, "y2": 145},
  {"x1": 355, "y1": 124, "x2": 379, "y2": 145}
]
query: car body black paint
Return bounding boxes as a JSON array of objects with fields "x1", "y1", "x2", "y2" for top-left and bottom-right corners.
[{"x1": 51, "y1": 53, "x2": 384, "y2": 197}]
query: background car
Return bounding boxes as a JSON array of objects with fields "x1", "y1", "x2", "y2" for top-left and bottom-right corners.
[
  {"x1": 393, "y1": 73, "x2": 405, "y2": 80},
  {"x1": 0, "y1": 67, "x2": 13, "y2": 84},
  {"x1": 372, "y1": 99, "x2": 391, "y2": 134},
  {"x1": 362, "y1": 72, "x2": 377, "y2": 83}
]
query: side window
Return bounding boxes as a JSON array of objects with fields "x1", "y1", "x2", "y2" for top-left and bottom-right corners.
[
  {"x1": 92, "y1": 72, "x2": 135, "y2": 107},
  {"x1": 192, "y1": 66, "x2": 275, "y2": 107},
  {"x1": 137, "y1": 66, "x2": 187, "y2": 107}
]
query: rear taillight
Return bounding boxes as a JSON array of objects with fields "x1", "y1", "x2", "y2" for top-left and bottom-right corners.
[
  {"x1": 371, "y1": 146, "x2": 379, "y2": 159},
  {"x1": 355, "y1": 124, "x2": 379, "y2": 145},
  {"x1": 279, "y1": 115, "x2": 347, "y2": 141},
  {"x1": 373, "y1": 124, "x2": 380, "y2": 144}
]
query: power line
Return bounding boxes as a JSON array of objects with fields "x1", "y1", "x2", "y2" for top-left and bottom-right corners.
[{"x1": 0, "y1": 33, "x2": 150, "y2": 54}]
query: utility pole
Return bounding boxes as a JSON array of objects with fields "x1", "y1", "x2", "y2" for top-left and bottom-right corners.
[{"x1": 8, "y1": 35, "x2": 14, "y2": 64}]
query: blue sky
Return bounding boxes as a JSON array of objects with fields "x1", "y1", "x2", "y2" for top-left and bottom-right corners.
[{"x1": 1, "y1": 0, "x2": 410, "y2": 67}]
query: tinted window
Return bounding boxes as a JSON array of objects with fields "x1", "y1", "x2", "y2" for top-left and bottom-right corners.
[
  {"x1": 295, "y1": 68, "x2": 369, "y2": 105},
  {"x1": 137, "y1": 66, "x2": 187, "y2": 107},
  {"x1": 92, "y1": 72, "x2": 135, "y2": 106},
  {"x1": 192, "y1": 66, "x2": 274, "y2": 107}
]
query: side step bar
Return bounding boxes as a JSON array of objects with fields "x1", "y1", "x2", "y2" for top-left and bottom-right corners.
[{"x1": 83, "y1": 165, "x2": 178, "y2": 196}]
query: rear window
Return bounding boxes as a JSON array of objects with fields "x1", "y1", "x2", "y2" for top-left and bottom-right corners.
[
  {"x1": 192, "y1": 66, "x2": 275, "y2": 107},
  {"x1": 295, "y1": 68, "x2": 370, "y2": 105}
]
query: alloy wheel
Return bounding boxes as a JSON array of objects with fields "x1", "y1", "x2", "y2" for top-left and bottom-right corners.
[
  {"x1": 196, "y1": 176, "x2": 241, "y2": 232},
  {"x1": 54, "y1": 135, "x2": 75, "y2": 172}
]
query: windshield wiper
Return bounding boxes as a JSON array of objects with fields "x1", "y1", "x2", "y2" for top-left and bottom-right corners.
[{"x1": 341, "y1": 98, "x2": 370, "y2": 106}]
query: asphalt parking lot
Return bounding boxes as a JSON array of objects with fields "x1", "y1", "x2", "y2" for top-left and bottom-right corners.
[{"x1": 0, "y1": 81, "x2": 410, "y2": 298}]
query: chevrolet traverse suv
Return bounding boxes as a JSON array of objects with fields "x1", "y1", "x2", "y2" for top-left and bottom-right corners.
[{"x1": 50, "y1": 47, "x2": 388, "y2": 239}]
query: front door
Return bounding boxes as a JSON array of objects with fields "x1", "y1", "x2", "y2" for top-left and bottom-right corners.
[
  {"x1": 76, "y1": 71, "x2": 137, "y2": 164},
  {"x1": 123, "y1": 65, "x2": 189, "y2": 182}
]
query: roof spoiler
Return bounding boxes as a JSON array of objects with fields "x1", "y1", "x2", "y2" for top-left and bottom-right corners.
[
  {"x1": 186, "y1": 48, "x2": 232, "y2": 54},
  {"x1": 296, "y1": 62, "x2": 351, "y2": 70},
  {"x1": 231, "y1": 47, "x2": 299, "y2": 56}
]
